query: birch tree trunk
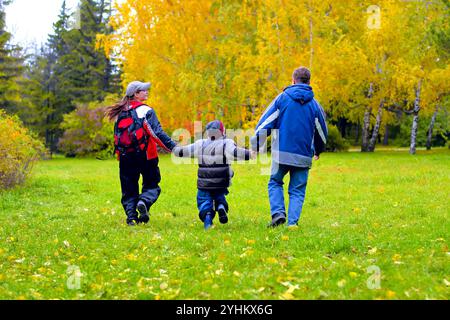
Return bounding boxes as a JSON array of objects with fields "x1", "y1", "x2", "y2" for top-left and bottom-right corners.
[
  {"x1": 426, "y1": 105, "x2": 439, "y2": 150},
  {"x1": 368, "y1": 100, "x2": 384, "y2": 152},
  {"x1": 410, "y1": 80, "x2": 422, "y2": 155},
  {"x1": 361, "y1": 83, "x2": 374, "y2": 152}
]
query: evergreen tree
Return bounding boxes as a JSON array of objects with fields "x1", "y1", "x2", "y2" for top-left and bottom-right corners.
[
  {"x1": 20, "y1": 46, "x2": 59, "y2": 152},
  {"x1": 0, "y1": 0, "x2": 24, "y2": 113},
  {"x1": 19, "y1": 0, "x2": 120, "y2": 152},
  {"x1": 18, "y1": 2, "x2": 71, "y2": 152},
  {"x1": 60, "y1": 0, "x2": 119, "y2": 104}
]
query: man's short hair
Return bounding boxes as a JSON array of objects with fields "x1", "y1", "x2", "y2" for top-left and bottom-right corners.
[{"x1": 292, "y1": 67, "x2": 311, "y2": 84}]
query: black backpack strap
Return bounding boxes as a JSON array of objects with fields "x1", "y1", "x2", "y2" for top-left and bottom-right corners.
[
  {"x1": 131, "y1": 108, "x2": 148, "y2": 149},
  {"x1": 128, "y1": 108, "x2": 138, "y2": 129}
]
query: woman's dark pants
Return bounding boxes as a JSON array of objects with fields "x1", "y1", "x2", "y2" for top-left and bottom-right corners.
[{"x1": 119, "y1": 153, "x2": 161, "y2": 223}]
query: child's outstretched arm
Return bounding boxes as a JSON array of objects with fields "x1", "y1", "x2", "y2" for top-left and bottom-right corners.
[
  {"x1": 224, "y1": 139, "x2": 252, "y2": 162},
  {"x1": 172, "y1": 140, "x2": 201, "y2": 158}
]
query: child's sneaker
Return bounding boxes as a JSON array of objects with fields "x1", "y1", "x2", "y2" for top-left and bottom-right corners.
[
  {"x1": 137, "y1": 200, "x2": 150, "y2": 224},
  {"x1": 204, "y1": 213, "x2": 214, "y2": 230},
  {"x1": 217, "y1": 204, "x2": 228, "y2": 224},
  {"x1": 127, "y1": 219, "x2": 139, "y2": 226}
]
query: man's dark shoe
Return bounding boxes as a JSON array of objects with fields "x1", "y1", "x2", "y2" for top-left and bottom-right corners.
[
  {"x1": 267, "y1": 213, "x2": 286, "y2": 228},
  {"x1": 137, "y1": 200, "x2": 150, "y2": 224},
  {"x1": 217, "y1": 204, "x2": 228, "y2": 224}
]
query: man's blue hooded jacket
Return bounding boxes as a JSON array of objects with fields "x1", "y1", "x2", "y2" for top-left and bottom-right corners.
[{"x1": 251, "y1": 83, "x2": 328, "y2": 168}]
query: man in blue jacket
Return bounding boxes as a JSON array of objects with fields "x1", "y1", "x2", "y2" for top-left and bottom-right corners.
[{"x1": 251, "y1": 67, "x2": 328, "y2": 228}]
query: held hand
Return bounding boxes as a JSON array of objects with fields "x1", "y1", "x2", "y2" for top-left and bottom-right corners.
[
  {"x1": 314, "y1": 155, "x2": 320, "y2": 161},
  {"x1": 250, "y1": 151, "x2": 257, "y2": 160}
]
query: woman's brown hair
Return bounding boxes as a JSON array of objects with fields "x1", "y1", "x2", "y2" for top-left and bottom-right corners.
[{"x1": 105, "y1": 96, "x2": 131, "y2": 121}]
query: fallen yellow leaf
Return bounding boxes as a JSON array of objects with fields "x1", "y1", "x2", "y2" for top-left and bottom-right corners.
[
  {"x1": 392, "y1": 254, "x2": 401, "y2": 262},
  {"x1": 126, "y1": 254, "x2": 137, "y2": 261},
  {"x1": 31, "y1": 274, "x2": 44, "y2": 282},
  {"x1": 90, "y1": 283, "x2": 102, "y2": 290},
  {"x1": 337, "y1": 279, "x2": 346, "y2": 288},
  {"x1": 160, "y1": 282, "x2": 168, "y2": 290},
  {"x1": 37, "y1": 267, "x2": 46, "y2": 274},
  {"x1": 266, "y1": 257, "x2": 278, "y2": 264},
  {"x1": 280, "y1": 291, "x2": 295, "y2": 300},
  {"x1": 386, "y1": 290, "x2": 396, "y2": 298}
]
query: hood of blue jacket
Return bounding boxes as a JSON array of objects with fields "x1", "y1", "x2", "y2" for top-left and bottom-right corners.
[{"x1": 283, "y1": 84, "x2": 314, "y2": 105}]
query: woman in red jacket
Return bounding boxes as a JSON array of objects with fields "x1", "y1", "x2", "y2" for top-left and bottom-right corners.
[{"x1": 106, "y1": 81, "x2": 177, "y2": 226}]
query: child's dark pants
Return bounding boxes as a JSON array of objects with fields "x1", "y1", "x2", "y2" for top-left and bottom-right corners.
[{"x1": 197, "y1": 189, "x2": 229, "y2": 222}]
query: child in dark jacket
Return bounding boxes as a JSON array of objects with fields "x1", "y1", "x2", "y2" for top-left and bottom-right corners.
[{"x1": 172, "y1": 120, "x2": 253, "y2": 229}]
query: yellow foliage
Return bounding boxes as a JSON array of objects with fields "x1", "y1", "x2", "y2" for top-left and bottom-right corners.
[
  {"x1": 99, "y1": 0, "x2": 449, "y2": 132},
  {"x1": 0, "y1": 110, "x2": 45, "y2": 189}
]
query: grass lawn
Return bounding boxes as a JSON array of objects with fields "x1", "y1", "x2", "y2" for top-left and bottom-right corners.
[{"x1": 0, "y1": 149, "x2": 449, "y2": 300}]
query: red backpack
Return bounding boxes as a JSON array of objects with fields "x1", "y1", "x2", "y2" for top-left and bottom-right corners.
[{"x1": 114, "y1": 103, "x2": 147, "y2": 158}]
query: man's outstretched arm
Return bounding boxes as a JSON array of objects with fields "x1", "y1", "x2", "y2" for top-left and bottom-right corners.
[{"x1": 250, "y1": 93, "x2": 282, "y2": 152}]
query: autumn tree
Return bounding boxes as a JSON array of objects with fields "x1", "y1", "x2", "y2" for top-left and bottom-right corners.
[{"x1": 101, "y1": 0, "x2": 449, "y2": 152}]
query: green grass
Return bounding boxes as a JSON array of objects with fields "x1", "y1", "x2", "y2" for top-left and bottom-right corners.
[{"x1": 0, "y1": 149, "x2": 449, "y2": 300}]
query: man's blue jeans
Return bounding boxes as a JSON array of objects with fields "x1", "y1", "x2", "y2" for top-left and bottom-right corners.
[
  {"x1": 268, "y1": 163, "x2": 309, "y2": 226},
  {"x1": 197, "y1": 189, "x2": 229, "y2": 222}
]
